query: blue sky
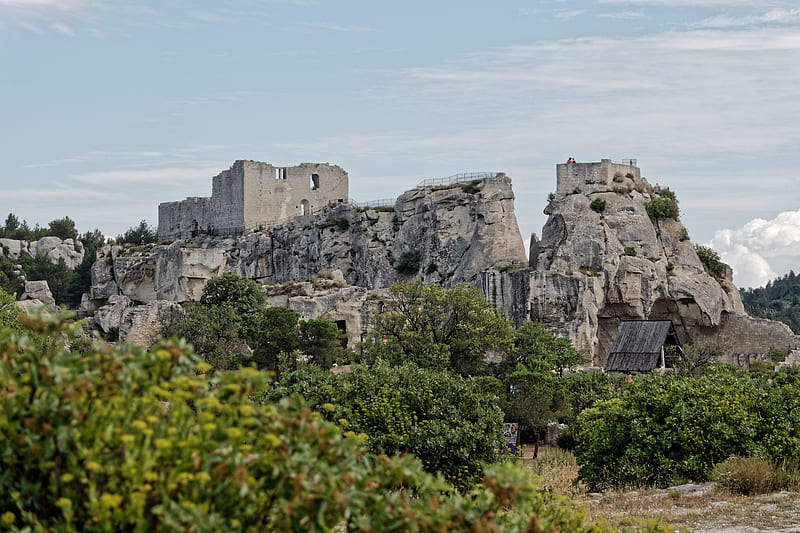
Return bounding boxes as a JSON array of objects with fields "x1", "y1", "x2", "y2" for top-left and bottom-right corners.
[{"x1": 1, "y1": 0, "x2": 799, "y2": 289}]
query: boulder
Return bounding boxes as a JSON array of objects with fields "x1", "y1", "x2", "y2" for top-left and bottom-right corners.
[{"x1": 21, "y1": 280, "x2": 55, "y2": 307}]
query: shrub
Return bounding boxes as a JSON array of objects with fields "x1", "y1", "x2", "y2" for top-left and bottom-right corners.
[
  {"x1": 266, "y1": 362, "x2": 505, "y2": 491},
  {"x1": 656, "y1": 188, "x2": 677, "y2": 202},
  {"x1": 695, "y1": 244, "x2": 725, "y2": 278},
  {"x1": 395, "y1": 251, "x2": 421, "y2": 275},
  {"x1": 334, "y1": 219, "x2": 349, "y2": 231},
  {"x1": 665, "y1": 263, "x2": 675, "y2": 273},
  {"x1": 426, "y1": 262, "x2": 438, "y2": 274},
  {"x1": 625, "y1": 173, "x2": 635, "y2": 180},
  {"x1": 712, "y1": 456, "x2": 777, "y2": 495},
  {"x1": 116, "y1": 220, "x2": 157, "y2": 245},
  {"x1": 460, "y1": 180, "x2": 482, "y2": 194},
  {"x1": 645, "y1": 197, "x2": 679, "y2": 220},
  {"x1": 590, "y1": 198, "x2": 606, "y2": 213},
  {"x1": 769, "y1": 347, "x2": 788, "y2": 363},
  {"x1": 1, "y1": 312, "x2": 646, "y2": 532},
  {"x1": 548, "y1": 192, "x2": 556, "y2": 202},
  {"x1": 624, "y1": 247, "x2": 637, "y2": 257}
]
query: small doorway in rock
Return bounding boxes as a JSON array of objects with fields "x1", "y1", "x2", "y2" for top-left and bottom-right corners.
[
  {"x1": 299, "y1": 199, "x2": 310, "y2": 215},
  {"x1": 335, "y1": 320, "x2": 348, "y2": 348}
]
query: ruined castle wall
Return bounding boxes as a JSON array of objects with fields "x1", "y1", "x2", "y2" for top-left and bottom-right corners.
[
  {"x1": 211, "y1": 164, "x2": 246, "y2": 234},
  {"x1": 557, "y1": 159, "x2": 641, "y2": 195},
  {"x1": 241, "y1": 161, "x2": 349, "y2": 231},
  {"x1": 157, "y1": 197, "x2": 213, "y2": 241}
]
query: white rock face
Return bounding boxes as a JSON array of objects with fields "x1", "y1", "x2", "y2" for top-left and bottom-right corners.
[
  {"x1": 21, "y1": 280, "x2": 56, "y2": 307},
  {"x1": 484, "y1": 173, "x2": 797, "y2": 365},
  {"x1": 82, "y1": 176, "x2": 528, "y2": 343},
  {"x1": 0, "y1": 236, "x2": 84, "y2": 269}
]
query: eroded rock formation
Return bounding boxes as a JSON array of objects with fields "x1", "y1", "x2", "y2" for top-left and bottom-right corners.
[
  {"x1": 483, "y1": 160, "x2": 796, "y2": 365},
  {"x1": 83, "y1": 175, "x2": 528, "y2": 341}
]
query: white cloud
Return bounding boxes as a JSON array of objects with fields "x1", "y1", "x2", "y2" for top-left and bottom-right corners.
[
  {"x1": 72, "y1": 167, "x2": 222, "y2": 186},
  {"x1": 710, "y1": 210, "x2": 800, "y2": 288},
  {"x1": 552, "y1": 9, "x2": 584, "y2": 21},
  {"x1": 50, "y1": 22, "x2": 74, "y2": 36},
  {"x1": 306, "y1": 22, "x2": 379, "y2": 33},
  {"x1": 598, "y1": 0, "x2": 765, "y2": 6},
  {"x1": 598, "y1": 10, "x2": 645, "y2": 19},
  {"x1": 691, "y1": 8, "x2": 800, "y2": 29}
]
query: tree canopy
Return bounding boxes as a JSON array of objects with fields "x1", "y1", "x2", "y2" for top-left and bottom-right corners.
[{"x1": 362, "y1": 280, "x2": 513, "y2": 376}]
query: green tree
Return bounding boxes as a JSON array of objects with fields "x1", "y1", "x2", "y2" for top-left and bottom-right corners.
[
  {"x1": 18, "y1": 253, "x2": 79, "y2": 307},
  {"x1": 47, "y1": 216, "x2": 78, "y2": 241},
  {"x1": 506, "y1": 368, "x2": 567, "y2": 457},
  {"x1": 159, "y1": 303, "x2": 247, "y2": 372},
  {"x1": 645, "y1": 197, "x2": 679, "y2": 220},
  {"x1": 251, "y1": 306, "x2": 300, "y2": 371},
  {"x1": 200, "y1": 272, "x2": 266, "y2": 340},
  {"x1": 116, "y1": 219, "x2": 157, "y2": 245},
  {"x1": 299, "y1": 318, "x2": 347, "y2": 368},
  {"x1": 363, "y1": 280, "x2": 513, "y2": 376},
  {"x1": 266, "y1": 361, "x2": 505, "y2": 490},
  {"x1": 505, "y1": 321, "x2": 587, "y2": 377},
  {"x1": 573, "y1": 366, "x2": 800, "y2": 490},
  {"x1": 0, "y1": 254, "x2": 23, "y2": 297},
  {"x1": 0, "y1": 287, "x2": 21, "y2": 332},
  {"x1": 695, "y1": 244, "x2": 725, "y2": 278},
  {"x1": 2, "y1": 213, "x2": 19, "y2": 237}
]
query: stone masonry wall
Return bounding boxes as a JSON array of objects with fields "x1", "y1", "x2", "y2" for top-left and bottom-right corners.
[
  {"x1": 157, "y1": 160, "x2": 349, "y2": 241},
  {"x1": 556, "y1": 159, "x2": 642, "y2": 195},
  {"x1": 157, "y1": 197, "x2": 213, "y2": 241},
  {"x1": 241, "y1": 161, "x2": 348, "y2": 231}
]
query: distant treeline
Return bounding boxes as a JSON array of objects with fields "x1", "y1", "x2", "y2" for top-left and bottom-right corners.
[
  {"x1": 740, "y1": 271, "x2": 800, "y2": 334},
  {"x1": 0, "y1": 212, "x2": 156, "y2": 307}
]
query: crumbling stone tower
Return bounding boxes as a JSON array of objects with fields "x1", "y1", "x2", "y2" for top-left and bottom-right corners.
[{"x1": 158, "y1": 160, "x2": 349, "y2": 241}]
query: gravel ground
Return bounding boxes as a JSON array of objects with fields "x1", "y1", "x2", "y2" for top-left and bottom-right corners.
[{"x1": 581, "y1": 484, "x2": 800, "y2": 532}]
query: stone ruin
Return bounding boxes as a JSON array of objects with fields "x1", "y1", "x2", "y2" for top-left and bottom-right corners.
[{"x1": 157, "y1": 160, "x2": 349, "y2": 241}]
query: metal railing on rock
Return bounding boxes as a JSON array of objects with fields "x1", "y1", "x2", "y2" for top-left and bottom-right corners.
[
  {"x1": 416, "y1": 172, "x2": 500, "y2": 188},
  {"x1": 349, "y1": 198, "x2": 395, "y2": 209}
]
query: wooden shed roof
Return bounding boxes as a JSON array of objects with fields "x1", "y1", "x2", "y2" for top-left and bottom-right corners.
[{"x1": 604, "y1": 320, "x2": 677, "y2": 373}]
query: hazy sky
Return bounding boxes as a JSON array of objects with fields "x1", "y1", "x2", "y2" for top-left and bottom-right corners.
[{"x1": 1, "y1": 0, "x2": 798, "y2": 289}]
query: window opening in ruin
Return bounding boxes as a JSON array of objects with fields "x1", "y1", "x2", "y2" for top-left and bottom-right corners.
[
  {"x1": 299, "y1": 199, "x2": 310, "y2": 216},
  {"x1": 275, "y1": 168, "x2": 287, "y2": 180},
  {"x1": 310, "y1": 173, "x2": 320, "y2": 190},
  {"x1": 191, "y1": 219, "x2": 199, "y2": 238},
  {"x1": 335, "y1": 320, "x2": 348, "y2": 348}
]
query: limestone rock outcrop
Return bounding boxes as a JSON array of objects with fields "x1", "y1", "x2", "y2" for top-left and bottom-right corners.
[
  {"x1": 484, "y1": 160, "x2": 796, "y2": 365},
  {"x1": 21, "y1": 280, "x2": 55, "y2": 307},
  {"x1": 83, "y1": 175, "x2": 527, "y2": 312},
  {"x1": 0, "y1": 237, "x2": 84, "y2": 269}
]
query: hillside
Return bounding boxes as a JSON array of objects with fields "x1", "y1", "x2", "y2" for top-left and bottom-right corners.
[{"x1": 740, "y1": 271, "x2": 800, "y2": 334}]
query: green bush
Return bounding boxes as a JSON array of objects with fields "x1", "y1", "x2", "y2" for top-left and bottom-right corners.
[
  {"x1": 395, "y1": 251, "x2": 421, "y2": 275},
  {"x1": 695, "y1": 244, "x2": 725, "y2": 278},
  {"x1": 574, "y1": 366, "x2": 800, "y2": 490},
  {"x1": 334, "y1": 219, "x2": 349, "y2": 231},
  {"x1": 590, "y1": 198, "x2": 606, "y2": 213},
  {"x1": 712, "y1": 456, "x2": 777, "y2": 495},
  {"x1": 266, "y1": 361, "x2": 504, "y2": 491},
  {"x1": 460, "y1": 180, "x2": 482, "y2": 194},
  {"x1": 645, "y1": 197, "x2": 679, "y2": 220},
  {"x1": 624, "y1": 247, "x2": 637, "y2": 257},
  {"x1": 1, "y1": 313, "x2": 656, "y2": 532}
]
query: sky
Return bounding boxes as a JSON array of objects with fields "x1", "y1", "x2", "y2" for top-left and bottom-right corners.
[{"x1": 1, "y1": 0, "x2": 798, "y2": 290}]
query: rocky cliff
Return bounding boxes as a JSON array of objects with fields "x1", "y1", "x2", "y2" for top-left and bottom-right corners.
[
  {"x1": 82, "y1": 175, "x2": 528, "y2": 342},
  {"x1": 0, "y1": 236, "x2": 85, "y2": 269},
  {"x1": 483, "y1": 162, "x2": 796, "y2": 365}
]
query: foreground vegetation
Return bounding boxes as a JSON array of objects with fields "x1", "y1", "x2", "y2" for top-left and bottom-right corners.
[{"x1": 0, "y1": 310, "x2": 670, "y2": 532}]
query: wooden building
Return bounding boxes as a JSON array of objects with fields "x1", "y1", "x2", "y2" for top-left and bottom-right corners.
[{"x1": 604, "y1": 320, "x2": 681, "y2": 373}]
